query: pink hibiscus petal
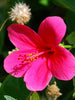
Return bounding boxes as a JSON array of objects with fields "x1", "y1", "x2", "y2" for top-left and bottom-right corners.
[
  {"x1": 38, "y1": 16, "x2": 66, "y2": 48},
  {"x1": 24, "y1": 57, "x2": 52, "y2": 91},
  {"x1": 50, "y1": 46, "x2": 75, "y2": 80},
  {"x1": 7, "y1": 24, "x2": 45, "y2": 50},
  {"x1": 4, "y1": 50, "x2": 38, "y2": 77}
]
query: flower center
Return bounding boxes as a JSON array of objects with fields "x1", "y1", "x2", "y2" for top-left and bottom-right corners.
[{"x1": 18, "y1": 48, "x2": 54, "y2": 64}]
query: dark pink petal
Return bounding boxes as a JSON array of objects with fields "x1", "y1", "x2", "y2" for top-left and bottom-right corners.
[
  {"x1": 7, "y1": 24, "x2": 45, "y2": 50},
  {"x1": 50, "y1": 46, "x2": 75, "y2": 80},
  {"x1": 4, "y1": 50, "x2": 38, "y2": 77},
  {"x1": 24, "y1": 57, "x2": 52, "y2": 91},
  {"x1": 38, "y1": 16, "x2": 66, "y2": 48}
]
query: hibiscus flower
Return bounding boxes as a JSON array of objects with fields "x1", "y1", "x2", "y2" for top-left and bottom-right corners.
[{"x1": 4, "y1": 16, "x2": 75, "y2": 91}]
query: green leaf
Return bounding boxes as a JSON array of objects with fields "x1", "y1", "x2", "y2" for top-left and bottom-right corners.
[
  {"x1": 0, "y1": 22, "x2": 5, "y2": 53},
  {"x1": 4, "y1": 95, "x2": 17, "y2": 100},
  {"x1": 55, "y1": 79, "x2": 74, "y2": 100},
  {"x1": 66, "y1": 31, "x2": 75, "y2": 44},
  {"x1": 0, "y1": 5, "x2": 8, "y2": 54},
  {"x1": 73, "y1": 92, "x2": 75, "y2": 98},
  {"x1": 0, "y1": 82, "x2": 2, "y2": 88},
  {"x1": 30, "y1": 92, "x2": 40, "y2": 100},
  {"x1": 39, "y1": 0, "x2": 49, "y2": 6},
  {"x1": 73, "y1": 77, "x2": 75, "y2": 98},
  {"x1": 52, "y1": 0, "x2": 75, "y2": 12},
  {"x1": 65, "y1": 11, "x2": 75, "y2": 32},
  {"x1": 0, "y1": 75, "x2": 30, "y2": 100}
]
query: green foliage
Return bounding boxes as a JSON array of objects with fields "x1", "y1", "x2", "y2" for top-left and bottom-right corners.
[
  {"x1": 39, "y1": 0, "x2": 49, "y2": 6},
  {"x1": 59, "y1": 43, "x2": 75, "y2": 48},
  {"x1": 0, "y1": 82, "x2": 2, "y2": 88},
  {"x1": 4, "y1": 95, "x2": 17, "y2": 100},
  {"x1": 0, "y1": 0, "x2": 8, "y2": 54},
  {"x1": 0, "y1": 18, "x2": 5, "y2": 54},
  {"x1": 0, "y1": 75, "x2": 30, "y2": 100},
  {"x1": 65, "y1": 11, "x2": 75, "y2": 32},
  {"x1": 55, "y1": 79, "x2": 74, "y2": 100},
  {"x1": 73, "y1": 77, "x2": 75, "y2": 99},
  {"x1": 66, "y1": 31, "x2": 75, "y2": 44},
  {"x1": 30, "y1": 92, "x2": 40, "y2": 100},
  {"x1": 52, "y1": 0, "x2": 75, "y2": 12}
]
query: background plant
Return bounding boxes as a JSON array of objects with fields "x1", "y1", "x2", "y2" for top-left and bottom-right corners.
[{"x1": 0, "y1": 0, "x2": 75, "y2": 100}]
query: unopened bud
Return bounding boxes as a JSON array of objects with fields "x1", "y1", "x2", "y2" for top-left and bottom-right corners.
[{"x1": 47, "y1": 82, "x2": 62, "y2": 98}]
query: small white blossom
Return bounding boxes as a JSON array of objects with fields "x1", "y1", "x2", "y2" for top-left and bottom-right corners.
[{"x1": 9, "y1": 2, "x2": 31, "y2": 24}]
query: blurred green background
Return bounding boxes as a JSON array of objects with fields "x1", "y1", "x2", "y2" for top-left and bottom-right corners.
[{"x1": 0, "y1": 0, "x2": 75, "y2": 100}]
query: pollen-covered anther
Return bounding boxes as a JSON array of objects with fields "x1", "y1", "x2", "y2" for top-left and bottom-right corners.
[
  {"x1": 28, "y1": 54, "x2": 39, "y2": 63},
  {"x1": 27, "y1": 53, "x2": 33, "y2": 56},
  {"x1": 17, "y1": 52, "x2": 39, "y2": 63}
]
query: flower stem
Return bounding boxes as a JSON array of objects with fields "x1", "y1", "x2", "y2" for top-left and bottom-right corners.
[
  {"x1": 26, "y1": 91, "x2": 33, "y2": 100},
  {"x1": 63, "y1": 45, "x2": 75, "y2": 48},
  {"x1": 49, "y1": 96, "x2": 57, "y2": 100},
  {"x1": 59, "y1": 43, "x2": 75, "y2": 48},
  {"x1": 0, "y1": 18, "x2": 9, "y2": 31}
]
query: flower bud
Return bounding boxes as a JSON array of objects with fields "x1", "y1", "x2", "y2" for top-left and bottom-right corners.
[{"x1": 47, "y1": 82, "x2": 62, "y2": 98}]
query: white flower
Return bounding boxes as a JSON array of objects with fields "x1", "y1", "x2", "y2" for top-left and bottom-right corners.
[{"x1": 9, "y1": 2, "x2": 31, "y2": 24}]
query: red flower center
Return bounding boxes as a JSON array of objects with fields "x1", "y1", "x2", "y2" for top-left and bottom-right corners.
[{"x1": 18, "y1": 48, "x2": 54, "y2": 64}]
